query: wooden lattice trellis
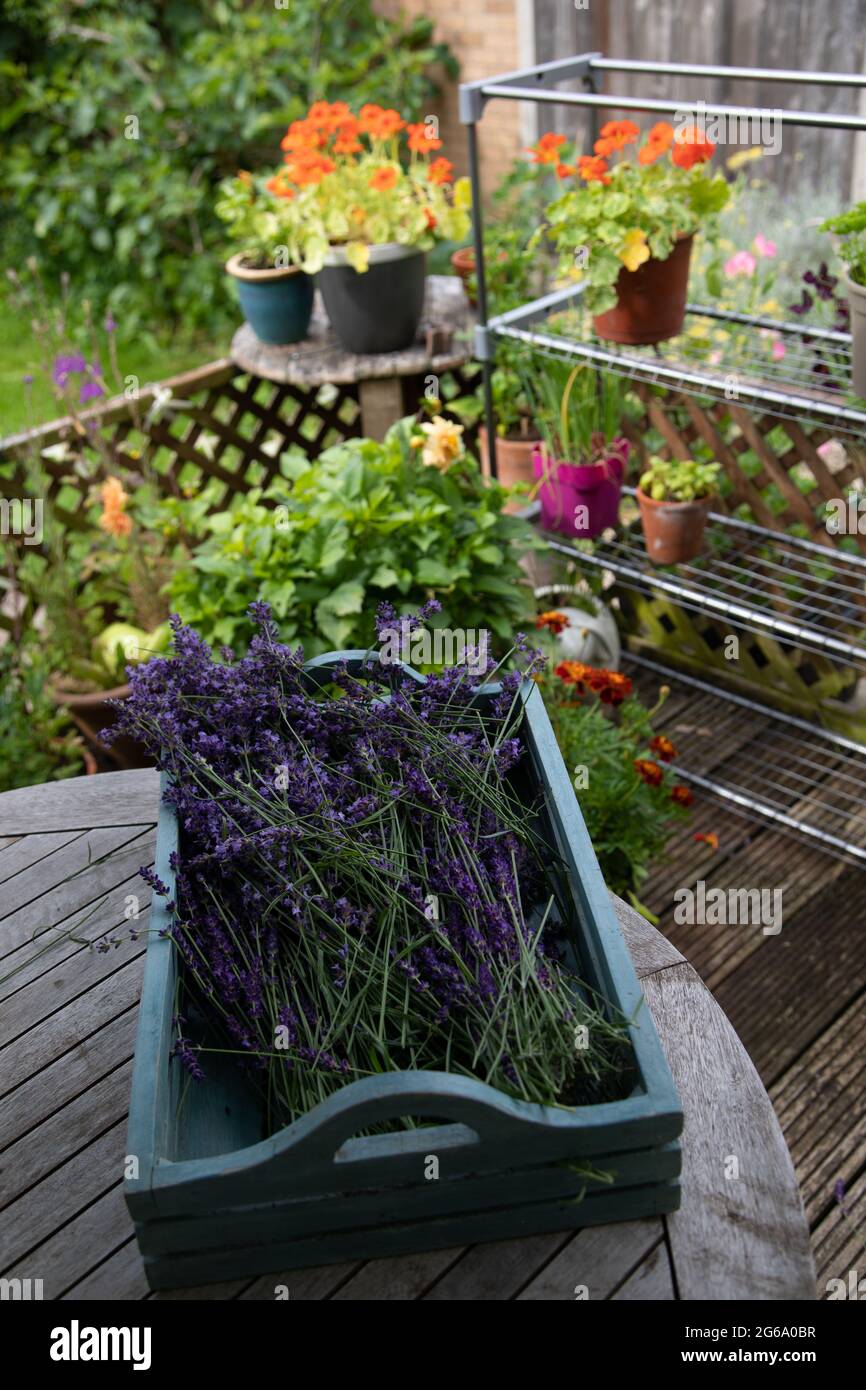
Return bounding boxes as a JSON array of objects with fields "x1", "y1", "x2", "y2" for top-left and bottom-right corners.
[{"x1": 622, "y1": 383, "x2": 866, "y2": 557}]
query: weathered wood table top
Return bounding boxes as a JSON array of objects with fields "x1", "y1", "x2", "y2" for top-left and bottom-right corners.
[{"x1": 0, "y1": 770, "x2": 816, "y2": 1301}]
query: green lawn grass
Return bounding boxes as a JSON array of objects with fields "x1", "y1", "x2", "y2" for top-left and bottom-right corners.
[{"x1": 0, "y1": 300, "x2": 230, "y2": 438}]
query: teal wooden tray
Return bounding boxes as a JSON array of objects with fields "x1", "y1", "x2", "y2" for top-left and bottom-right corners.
[{"x1": 125, "y1": 653, "x2": 683, "y2": 1289}]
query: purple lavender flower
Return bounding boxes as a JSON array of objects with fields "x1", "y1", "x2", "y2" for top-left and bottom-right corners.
[{"x1": 52, "y1": 352, "x2": 87, "y2": 388}]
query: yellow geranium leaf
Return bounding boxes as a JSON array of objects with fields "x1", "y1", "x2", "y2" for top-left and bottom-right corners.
[
  {"x1": 453, "y1": 176, "x2": 472, "y2": 211},
  {"x1": 345, "y1": 241, "x2": 370, "y2": 274},
  {"x1": 619, "y1": 228, "x2": 650, "y2": 273}
]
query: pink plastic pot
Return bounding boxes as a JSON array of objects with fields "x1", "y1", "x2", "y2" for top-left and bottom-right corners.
[{"x1": 532, "y1": 439, "x2": 629, "y2": 538}]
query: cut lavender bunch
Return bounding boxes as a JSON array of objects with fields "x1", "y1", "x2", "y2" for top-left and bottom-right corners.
[{"x1": 109, "y1": 604, "x2": 631, "y2": 1133}]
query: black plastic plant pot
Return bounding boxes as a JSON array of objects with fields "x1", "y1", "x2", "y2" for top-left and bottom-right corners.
[{"x1": 318, "y1": 245, "x2": 426, "y2": 355}]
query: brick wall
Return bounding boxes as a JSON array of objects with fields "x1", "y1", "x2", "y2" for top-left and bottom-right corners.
[{"x1": 375, "y1": 0, "x2": 528, "y2": 197}]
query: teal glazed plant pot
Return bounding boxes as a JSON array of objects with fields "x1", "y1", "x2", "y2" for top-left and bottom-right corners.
[
  {"x1": 226, "y1": 254, "x2": 314, "y2": 345},
  {"x1": 317, "y1": 243, "x2": 426, "y2": 354}
]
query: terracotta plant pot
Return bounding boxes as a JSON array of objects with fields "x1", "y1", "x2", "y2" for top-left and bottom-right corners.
[
  {"x1": 478, "y1": 425, "x2": 540, "y2": 511},
  {"x1": 844, "y1": 272, "x2": 866, "y2": 398},
  {"x1": 450, "y1": 247, "x2": 508, "y2": 307},
  {"x1": 593, "y1": 234, "x2": 694, "y2": 346},
  {"x1": 637, "y1": 487, "x2": 714, "y2": 566},
  {"x1": 225, "y1": 255, "x2": 314, "y2": 346},
  {"x1": 451, "y1": 247, "x2": 477, "y2": 305},
  {"x1": 51, "y1": 683, "x2": 150, "y2": 771},
  {"x1": 532, "y1": 439, "x2": 629, "y2": 539}
]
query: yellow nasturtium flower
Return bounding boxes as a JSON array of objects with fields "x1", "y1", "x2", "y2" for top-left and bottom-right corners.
[
  {"x1": 620, "y1": 228, "x2": 650, "y2": 272},
  {"x1": 726, "y1": 146, "x2": 764, "y2": 172}
]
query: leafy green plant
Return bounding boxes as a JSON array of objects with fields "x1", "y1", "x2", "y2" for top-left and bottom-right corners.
[
  {"x1": 165, "y1": 416, "x2": 539, "y2": 653},
  {"x1": 820, "y1": 201, "x2": 866, "y2": 287},
  {"x1": 535, "y1": 636, "x2": 692, "y2": 903},
  {"x1": 0, "y1": 1, "x2": 456, "y2": 331},
  {"x1": 219, "y1": 101, "x2": 471, "y2": 275},
  {"x1": 0, "y1": 644, "x2": 86, "y2": 793},
  {"x1": 521, "y1": 361, "x2": 625, "y2": 464},
  {"x1": 536, "y1": 121, "x2": 730, "y2": 315},
  {"x1": 638, "y1": 455, "x2": 721, "y2": 503}
]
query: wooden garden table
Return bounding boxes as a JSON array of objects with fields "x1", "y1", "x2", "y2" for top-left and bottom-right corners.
[
  {"x1": 0, "y1": 769, "x2": 816, "y2": 1301},
  {"x1": 230, "y1": 274, "x2": 473, "y2": 441}
]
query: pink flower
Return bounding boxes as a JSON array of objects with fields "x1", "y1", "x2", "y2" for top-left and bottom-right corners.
[
  {"x1": 771, "y1": 338, "x2": 785, "y2": 361},
  {"x1": 724, "y1": 251, "x2": 757, "y2": 278},
  {"x1": 753, "y1": 234, "x2": 777, "y2": 259}
]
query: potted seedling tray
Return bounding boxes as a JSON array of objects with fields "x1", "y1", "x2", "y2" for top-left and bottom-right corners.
[{"x1": 125, "y1": 654, "x2": 683, "y2": 1290}]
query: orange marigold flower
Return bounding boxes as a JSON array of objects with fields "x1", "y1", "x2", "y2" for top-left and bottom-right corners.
[
  {"x1": 649, "y1": 734, "x2": 677, "y2": 763},
  {"x1": 407, "y1": 121, "x2": 442, "y2": 153},
  {"x1": 427, "y1": 157, "x2": 454, "y2": 186},
  {"x1": 555, "y1": 162, "x2": 576, "y2": 179},
  {"x1": 369, "y1": 166, "x2": 398, "y2": 191},
  {"x1": 671, "y1": 126, "x2": 715, "y2": 169},
  {"x1": 694, "y1": 831, "x2": 719, "y2": 850},
  {"x1": 598, "y1": 119, "x2": 640, "y2": 150},
  {"x1": 671, "y1": 784, "x2": 695, "y2": 807},
  {"x1": 577, "y1": 154, "x2": 611, "y2": 184},
  {"x1": 554, "y1": 660, "x2": 588, "y2": 693},
  {"x1": 536, "y1": 610, "x2": 571, "y2": 635},
  {"x1": 530, "y1": 132, "x2": 567, "y2": 165},
  {"x1": 555, "y1": 660, "x2": 632, "y2": 705},
  {"x1": 635, "y1": 758, "x2": 664, "y2": 787}
]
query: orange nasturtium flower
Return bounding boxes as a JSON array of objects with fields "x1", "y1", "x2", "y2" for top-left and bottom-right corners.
[
  {"x1": 634, "y1": 758, "x2": 664, "y2": 788},
  {"x1": 99, "y1": 476, "x2": 132, "y2": 538},
  {"x1": 265, "y1": 175, "x2": 295, "y2": 199},
  {"x1": 638, "y1": 123, "x2": 676, "y2": 165},
  {"x1": 671, "y1": 126, "x2": 715, "y2": 169},
  {"x1": 283, "y1": 150, "x2": 336, "y2": 186},
  {"x1": 555, "y1": 162, "x2": 576, "y2": 180},
  {"x1": 536, "y1": 611, "x2": 571, "y2": 635},
  {"x1": 595, "y1": 119, "x2": 640, "y2": 153},
  {"x1": 359, "y1": 105, "x2": 406, "y2": 139},
  {"x1": 577, "y1": 154, "x2": 611, "y2": 184},
  {"x1": 671, "y1": 784, "x2": 695, "y2": 807},
  {"x1": 407, "y1": 122, "x2": 443, "y2": 154},
  {"x1": 529, "y1": 132, "x2": 568, "y2": 165},
  {"x1": 649, "y1": 734, "x2": 678, "y2": 763},
  {"x1": 427, "y1": 157, "x2": 454, "y2": 186},
  {"x1": 369, "y1": 166, "x2": 398, "y2": 192}
]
